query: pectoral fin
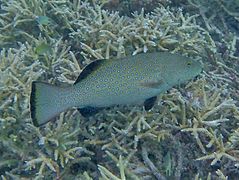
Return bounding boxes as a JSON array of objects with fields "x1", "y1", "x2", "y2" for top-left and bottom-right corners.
[{"x1": 139, "y1": 79, "x2": 164, "y2": 89}]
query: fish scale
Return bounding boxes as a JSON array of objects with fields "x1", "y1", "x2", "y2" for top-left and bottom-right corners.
[{"x1": 76, "y1": 60, "x2": 150, "y2": 105}]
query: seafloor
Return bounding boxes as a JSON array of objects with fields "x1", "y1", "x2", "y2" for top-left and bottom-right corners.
[{"x1": 0, "y1": 0, "x2": 239, "y2": 179}]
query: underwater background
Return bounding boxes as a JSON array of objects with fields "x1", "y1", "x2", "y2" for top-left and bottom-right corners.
[{"x1": 0, "y1": 0, "x2": 239, "y2": 179}]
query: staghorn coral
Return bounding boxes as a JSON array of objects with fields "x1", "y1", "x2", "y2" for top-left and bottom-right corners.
[
  {"x1": 0, "y1": 0, "x2": 239, "y2": 179},
  {"x1": 170, "y1": 0, "x2": 239, "y2": 75},
  {"x1": 0, "y1": 40, "x2": 91, "y2": 178},
  {"x1": 69, "y1": 2, "x2": 214, "y2": 61},
  {"x1": 102, "y1": 0, "x2": 171, "y2": 16}
]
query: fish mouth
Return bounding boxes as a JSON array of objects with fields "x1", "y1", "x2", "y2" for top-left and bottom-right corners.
[
  {"x1": 194, "y1": 74, "x2": 201, "y2": 80},
  {"x1": 194, "y1": 69, "x2": 203, "y2": 80}
]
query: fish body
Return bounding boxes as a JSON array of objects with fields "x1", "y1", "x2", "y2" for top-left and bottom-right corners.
[{"x1": 31, "y1": 52, "x2": 202, "y2": 126}]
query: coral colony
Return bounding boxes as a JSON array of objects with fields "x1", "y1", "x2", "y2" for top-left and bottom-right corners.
[{"x1": 0, "y1": 0, "x2": 239, "y2": 179}]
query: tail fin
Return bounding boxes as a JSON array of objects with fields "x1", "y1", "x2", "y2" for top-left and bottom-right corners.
[{"x1": 30, "y1": 81, "x2": 71, "y2": 126}]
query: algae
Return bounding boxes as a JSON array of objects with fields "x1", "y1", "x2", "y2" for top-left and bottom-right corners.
[{"x1": 0, "y1": 0, "x2": 239, "y2": 179}]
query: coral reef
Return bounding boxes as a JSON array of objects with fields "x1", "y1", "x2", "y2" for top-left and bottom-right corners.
[
  {"x1": 102, "y1": 0, "x2": 171, "y2": 16},
  {"x1": 0, "y1": 0, "x2": 239, "y2": 179}
]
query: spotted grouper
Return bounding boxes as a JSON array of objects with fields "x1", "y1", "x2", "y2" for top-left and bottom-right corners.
[{"x1": 30, "y1": 52, "x2": 202, "y2": 126}]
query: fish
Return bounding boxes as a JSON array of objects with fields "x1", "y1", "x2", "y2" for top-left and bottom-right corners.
[
  {"x1": 35, "y1": 42, "x2": 52, "y2": 55},
  {"x1": 30, "y1": 52, "x2": 202, "y2": 126}
]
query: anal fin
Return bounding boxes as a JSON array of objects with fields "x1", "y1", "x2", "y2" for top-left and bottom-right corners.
[
  {"x1": 78, "y1": 106, "x2": 100, "y2": 117},
  {"x1": 144, "y1": 96, "x2": 157, "y2": 111}
]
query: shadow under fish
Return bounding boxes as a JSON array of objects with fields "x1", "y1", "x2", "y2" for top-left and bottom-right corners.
[{"x1": 30, "y1": 52, "x2": 202, "y2": 126}]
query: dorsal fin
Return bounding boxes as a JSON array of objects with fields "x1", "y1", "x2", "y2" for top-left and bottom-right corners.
[{"x1": 74, "y1": 59, "x2": 105, "y2": 84}]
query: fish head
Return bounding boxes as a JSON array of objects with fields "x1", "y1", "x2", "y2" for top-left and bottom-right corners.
[{"x1": 163, "y1": 54, "x2": 202, "y2": 86}]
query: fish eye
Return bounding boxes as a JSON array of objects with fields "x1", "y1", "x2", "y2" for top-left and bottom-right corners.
[{"x1": 186, "y1": 61, "x2": 192, "y2": 66}]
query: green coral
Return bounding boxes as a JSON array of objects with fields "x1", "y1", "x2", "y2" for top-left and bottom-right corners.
[{"x1": 0, "y1": 0, "x2": 239, "y2": 179}]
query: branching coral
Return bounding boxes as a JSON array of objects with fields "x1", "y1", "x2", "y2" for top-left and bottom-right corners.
[
  {"x1": 0, "y1": 0, "x2": 239, "y2": 179},
  {"x1": 186, "y1": 0, "x2": 239, "y2": 31},
  {"x1": 23, "y1": 114, "x2": 94, "y2": 179},
  {"x1": 98, "y1": 152, "x2": 129, "y2": 180},
  {"x1": 170, "y1": 0, "x2": 239, "y2": 75},
  {"x1": 70, "y1": 2, "x2": 214, "y2": 62},
  {"x1": 0, "y1": 37, "x2": 89, "y2": 178}
]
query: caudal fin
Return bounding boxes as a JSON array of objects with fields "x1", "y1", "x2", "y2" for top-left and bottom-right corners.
[{"x1": 30, "y1": 81, "x2": 71, "y2": 126}]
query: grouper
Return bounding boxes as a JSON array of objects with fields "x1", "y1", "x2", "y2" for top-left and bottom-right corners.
[{"x1": 30, "y1": 52, "x2": 202, "y2": 126}]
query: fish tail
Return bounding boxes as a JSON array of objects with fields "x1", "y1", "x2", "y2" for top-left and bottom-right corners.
[{"x1": 30, "y1": 81, "x2": 71, "y2": 126}]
